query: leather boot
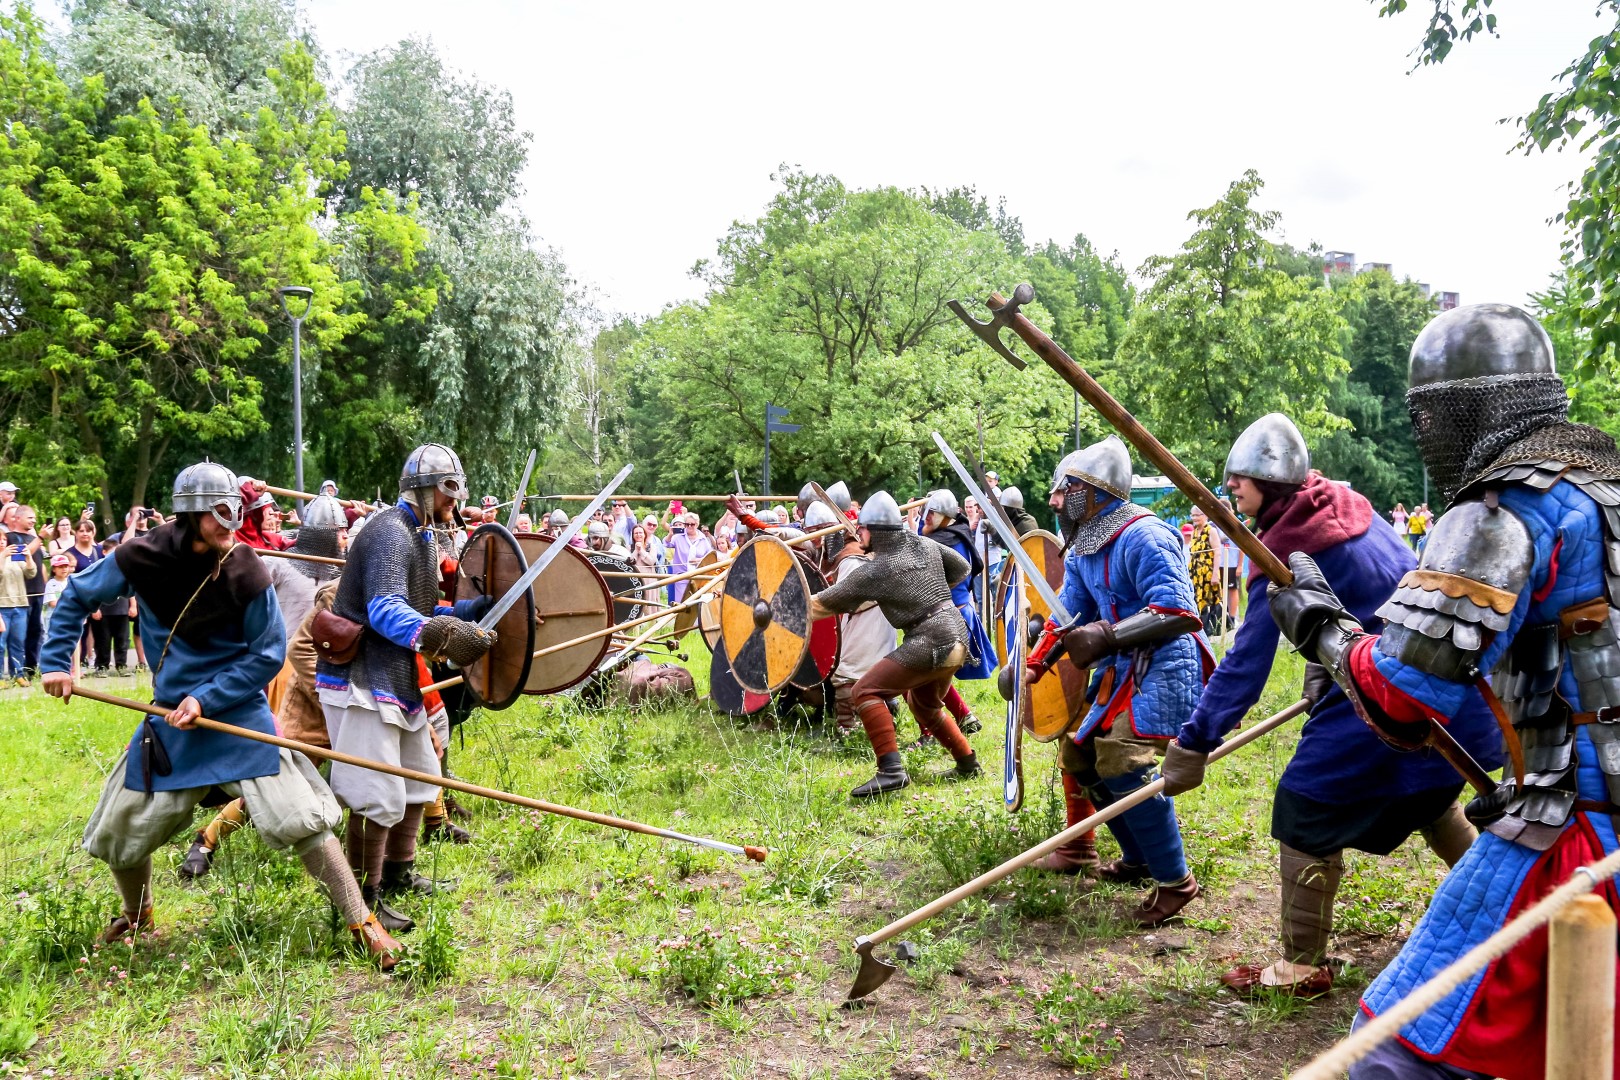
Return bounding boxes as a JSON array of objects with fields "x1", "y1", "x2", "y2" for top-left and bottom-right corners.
[
  {"x1": 936, "y1": 751, "x2": 981, "y2": 782},
  {"x1": 1133, "y1": 874, "x2": 1201, "y2": 927},
  {"x1": 380, "y1": 859, "x2": 445, "y2": 897},
  {"x1": 362, "y1": 884, "x2": 414, "y2": 934},
  {"x1": 1034, "y1": 774, "x2": 1100, "y2": 874},
  {"x1": 902, "y1": 733, "x2": 938, "y2": 753},
  {"x1": 349, "y1": 912, "x2": 402, "y2": 972},
  {"x1": 957, "y1": 713, "x2": 982, "y2": 735},
  {"x1": 1095, "y1": 859, "x2": 1153, "y2": 885},
  {"x1": 423, "y1": 816, "x2": 472, "y2": 845},
  {"x1": 851, "y1": 751, "x2": 910, "y2": 800},
  {"x1": 102, "y1": 905, "x2": 155, "y2": 944},
  {"x1": 443, "y1": 790, "x2": 474, "y2": 823},
  {"x1": 177, "y1": 835, "x2": 214, "y2": 881}
]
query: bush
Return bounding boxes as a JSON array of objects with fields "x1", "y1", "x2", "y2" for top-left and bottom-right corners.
[{"x1": 908, "y1": 783, "x2": 1065, "y2": 885}]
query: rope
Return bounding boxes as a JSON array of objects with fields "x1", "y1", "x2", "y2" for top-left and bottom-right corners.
[{"x1": 1292, "y1": 844, "x2": 1620, "y2": 1079}]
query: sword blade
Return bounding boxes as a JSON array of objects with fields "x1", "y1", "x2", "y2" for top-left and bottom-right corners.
[
  {"x1": 505, "y1": 448, "x2": 538, "y2": 531},
  {"x1": 931, "y1": 432, "x2": 1072, "y2": 623},
  {"x1": 479, "y1": 463, "x2": 634, "y2": 630}
]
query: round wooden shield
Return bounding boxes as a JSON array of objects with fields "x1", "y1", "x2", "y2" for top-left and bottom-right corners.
[
  {"x1": 709, "y1": 646, "x2": 772, "y2": 716},
  {"x1": 585, "y1": 551, "x2": 645, "y2": 626},
  {"x1": 457, "y1": 523, "x2": 538, "y2": 710},
  {"x1": 788, "y1": 561, "x2": 841, "y2": 690},
  {"x1": 720, "y1": 534, "x2": 811, "y2": 695},
  {"x1": 994, "y1": 530, "x2": 1086, "y2": 742},
  {"x1": 512, "y1": 534, "x2": 615, "y2": 695}
]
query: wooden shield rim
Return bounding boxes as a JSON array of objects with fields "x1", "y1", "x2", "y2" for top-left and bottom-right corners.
[
  {"x1": 511, "y1": 533, "x2": 615, "y2": 695},
  {"x1": 789, "y1": 559, "x2": 840, "y2": 689},
  {"x1": 720, "y1": 534, "x2": 811, "y2": 695},
  {"x1": 709, "y1": 645, "x2": 773, "y2": 716},
  {"x1": 585, "y1": 550, "x2": 646, "y2": 626},
  {"x1": 458, "y1": 523, "x2": 537, "y2": 710},
  {"x1": 994, "y1": 529, "x2": 1084, "y2": 743}
]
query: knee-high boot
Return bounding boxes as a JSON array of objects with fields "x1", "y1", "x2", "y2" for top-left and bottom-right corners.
[{"x1": 1033, "y1": 773, "x2": 1099, "y2": 873}]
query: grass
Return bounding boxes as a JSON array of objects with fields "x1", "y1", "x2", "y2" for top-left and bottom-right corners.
[{"x1": 0, "y1": 637, "x2": 1456, "y2": 1077}]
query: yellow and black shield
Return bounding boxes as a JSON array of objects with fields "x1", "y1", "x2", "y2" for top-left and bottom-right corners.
[{"x1": 720, "y1": 534, "x2": 811, "y2": 695}]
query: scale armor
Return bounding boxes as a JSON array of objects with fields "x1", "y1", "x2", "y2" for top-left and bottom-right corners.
[
  {"x1": 819, "y1": 527, "x2": 969, "y2": 669},
  {"x1": 319, "y1": 504, "x2": 442, "y2": 711}
]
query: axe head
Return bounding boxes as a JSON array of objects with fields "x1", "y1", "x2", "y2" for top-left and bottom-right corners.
[
  {"x1": 947, "y1": 283, "x2": 1036, "y2": 370},
  {"x1": 844, "y1": 936, "x2": 898, "y2": 1004}
]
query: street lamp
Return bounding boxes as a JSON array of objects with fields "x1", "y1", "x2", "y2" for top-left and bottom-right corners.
[{"x1": 277, "y1": 285, "x2": 314, "y2": 503}]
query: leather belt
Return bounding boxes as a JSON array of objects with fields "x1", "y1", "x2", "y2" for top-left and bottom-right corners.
[
  {"x1": 1575, "y1": 798, "x2": 1620, "y2": 815},
  {"x1": 899, "y1": 602, "x2": 955, "y2": 633},
  {"x1": 1573, "y1": 707, "x2": 1620, "y2": 725}
]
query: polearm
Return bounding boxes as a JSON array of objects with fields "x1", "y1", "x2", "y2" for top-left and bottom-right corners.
[
  {"x1": 264, "y1": 484, "x2": 375, "y2": 512},
  {"x1": 950, "y1": 286, "x2": 1498, "y2": 798},
  {"x1": 538, "y1": 494, "x2": 770, "y2": 503},
  {"x1": 67, "y1": 686, "x2": 766, "y2": 862},
  {"x1": 846, "y1": 699, "x2": 1310, "y2": 1001}
]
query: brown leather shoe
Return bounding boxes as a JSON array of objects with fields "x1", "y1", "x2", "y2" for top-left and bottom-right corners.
[
  {"x1": 422, "y1": 816, "x2": 472, "y2": 845},
  {"x1": 350, "y1": 913, "x2": 402, "y2": 972},
  {"x1": 1220, "y1": 962, "x2": 1333, "y2": 999},
  {"x1": 443, "y1": 791, "x2": 474, "y2": 823},
  {"x1": 1094, "y1": 858, "x2": 1151, "y2": 885},
  {"x1": 1033, "y1": 837, "x2": 1099, "y2": 874},
  {"x1": 1132, "y1": 875, "x2": 1200, "y2": 927},
  {"x1": 102, "y1": 905, "x2": 155, "y2": 944}
]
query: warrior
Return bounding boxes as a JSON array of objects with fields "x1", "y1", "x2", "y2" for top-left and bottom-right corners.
[
  {"x1": 917, "y1": 488, "x2": 990, "y2": 738},
  {"x1": 235, "y1": 478, "x2": 290, "y2": 551},
  {"x1": 316, "y1": 444, "x2": 496, "y2": 928},
  {"x1": 1270, "y1": 304, "x2": 1620, "y2": 1079},
  {"x1": 38, "y1": 462, "x2": 399, "y2": 968},
  {"x1": 1024, "y1": 436, "x2": 1210, "y2": 926},
  {"x1": 587, "y1": 520, "x2": 630, "y2": 558},
  {"x1": 1158, "y1": 414, "x2": 1499, "y2": 996},
  {"x1": 803, "y1": 501, "x2": 899, "y2": 737},
  {"x1": 181, "y1": 493, "x2": 351, "y2": 880},
  {"x1": 999, "y1": 486, "x2": 1038, "y2": 538},
  {"x1": 808, "y1": 491, "x2": 980, "y2": 798}
]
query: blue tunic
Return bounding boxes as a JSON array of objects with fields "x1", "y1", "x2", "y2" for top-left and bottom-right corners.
[
  {"x1": 38, "y1": 555, "x2": 285, "y2": 791},
  {"x1": 1057, "y1": 510, "x2": 1209, "y2": 741},
  {"x1": 933, "y1": 529, "x2": 996, "y2": 680},
  {"x1": 1177, "y1": 519, "x2": 1501, "y2": 802},
  {"x1": 1360, "y1": 480, "x2": 1616, "y2": 1060}
]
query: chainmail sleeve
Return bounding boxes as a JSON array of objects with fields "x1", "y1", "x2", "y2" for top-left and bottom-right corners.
[
  {"x1": 939, "y1": 542, "x2": 970, "y2": 589},
  {"x1": 815, "y1": 558, "x2": 879, "y2": 615}
]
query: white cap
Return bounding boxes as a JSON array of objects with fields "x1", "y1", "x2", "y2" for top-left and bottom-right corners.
[{"x1": 0, "y1": 482, "x2": 18, "y2": 492}]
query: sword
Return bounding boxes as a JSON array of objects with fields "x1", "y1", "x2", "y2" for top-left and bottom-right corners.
[
  {"x1": 506, "y1": 448, "x2": 537, "y2": 531},
  {"x1": 931, "y1": 432, "x2": 1072, "y2": 624},
  {"x1": 478, "y1": 463, "x2": 634, "y2": 630}
]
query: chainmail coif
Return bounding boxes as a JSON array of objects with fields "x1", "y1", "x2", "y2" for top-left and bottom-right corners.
[{"x1": 1406, "y1": 372, "x2": 1569, "y2": 505}]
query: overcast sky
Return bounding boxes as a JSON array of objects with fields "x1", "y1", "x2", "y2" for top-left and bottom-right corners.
[{"x1": 303, "y1": 0, "x2": 1600, "y2": 319}]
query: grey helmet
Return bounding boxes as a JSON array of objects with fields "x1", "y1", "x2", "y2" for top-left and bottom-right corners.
[
  {"x1": 1049, "y1": 436, "x2": 1131, "y2": 500},
  {"x1": 1405, "y1": 303, "x2": 1567, "y2": 504},
  {"x1": 236, "y1": 476, "x2": 274, "y2": 513},
  {"x1": 795, "y1": 482, "x2": 818, "y2": 520},
  {"x1": 587, "y1": 520, "x2": 610, "y2": 544},
  {"x1": 548, "y1": 509, "x2": 570, "y2": 528},
  {"x1": 858, "y1": 490, "x2": 903, "y2": 530},
  {"x1": 1000, "y1": 486, "x2": 1025, "y2": 510},
  {"x1": 824, "y1": 480, "x2": 852, "y2": 512},
  {"x1": 1225, "y1": 413, "x2": 1310, "y2": 485},
  {"x1": 399, "y1": 443, "x2": 468, "y2": 503},
  {"x1": 301, "y1": 494, "x2": 347, "y2": 530},
  {"x1": 802, "y1": 501, "x2": 839, "y2": 530},
  {"x1": 173, "y1": 461, "x2": 244, "y2": 530},
  {"x1": 318, "y1": 479, "x2": 338, "y2": 496},
  {"x1": 924, "y1": 488, "x2": 960, "y2": 523}
]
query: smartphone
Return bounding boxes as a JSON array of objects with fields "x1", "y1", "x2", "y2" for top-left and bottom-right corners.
[{"x1": 85, "y1": 502, "x2": 95, "y2": 516}]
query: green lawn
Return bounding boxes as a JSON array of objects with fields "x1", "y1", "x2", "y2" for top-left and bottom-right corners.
[{"x1": 0, "y1": 639, "x2": 1454, "y2": 1078}]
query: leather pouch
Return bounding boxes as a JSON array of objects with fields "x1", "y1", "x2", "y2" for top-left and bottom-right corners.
[{"x1": 312, "y1": 609, "x2": 364, "y2": 664}]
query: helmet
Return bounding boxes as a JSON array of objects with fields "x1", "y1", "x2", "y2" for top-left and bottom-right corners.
[
  {"x1": 824, "y1": 480, "x2": 852, "y2": 512},
  {"x1": 300, "y1": 494, "x2": 347, "y2": 530},
  {"x1": 795, "y1": 482, "x2": 819, "y2": 520},
  {"x1": 318, "y1": 479, "x2": 338, "y2": 496},
  {"x1": 1406, "y1": 303, "x2": 1567, "y2": 503},
  {"x1": 1224, "y1": 413, "x2": 1310, "y2": 485},
  {"x1": 803, "y1": 502, "x2": 839, "y2": 529},
  {"x1": 399, "y1": 443, "x2": 468, "y2": 501},
  {"x1": 1049, "y1": 437, "x2": 1131, "y2": 500},
  {"x1": 548, "y1": 509, "x2": 569, "y2": 528},
  {"x1": 173, "y1": 461, "x2": 243, "y2": 530},
  {"x1": 587, "y1": 520, "x2": 609, "y2": 541},
  {"x1": 1000, "y1": 486, "x2": 1024, "y2": 510},
  {"x1": 237, "y1": 476, "x2": 274, "y2": 512},
  {"x1": 924, "y1": 488, "x2": 960, "y2": 521},
  {"x1": 858, "y1": 491, "x2": 902, "y2": 530},
  {"x1": 480, "y1": 495, "x2": 499, "y2": 510}
]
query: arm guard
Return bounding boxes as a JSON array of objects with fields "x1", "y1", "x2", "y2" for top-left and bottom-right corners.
[{"x1": 1110, "y1": 607, "x2": 1202, "y2": 651}]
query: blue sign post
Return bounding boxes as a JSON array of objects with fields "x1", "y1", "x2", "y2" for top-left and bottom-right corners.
[{"x1": 763, "y1": 402, "x2": 800, "y2": 496}]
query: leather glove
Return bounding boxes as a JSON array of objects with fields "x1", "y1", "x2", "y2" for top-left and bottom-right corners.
[
  {"x1": 1302, "y1": 661, "x2": 1333, "y2": 708},
  {"x1": 1159, "y1": 741, "x2": 1208, "y2": 797},
  {"x1": 418, "y1": 616, "x2": 498, "y2": 667},
  {"x1": 452, "y1": 594, "x2": 494, "y2": 622},
  {"x1": 997, "y1": 664, "x2": 1018, "y2": 702},
  {"x1": 1062, "y1": 620, "x2": 1118, "y2": 671},
  {"x1": 1267, "y1": 551, "x2": 1361, "y2": 666}
]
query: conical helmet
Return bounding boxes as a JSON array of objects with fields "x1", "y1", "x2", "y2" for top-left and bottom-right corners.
[{"x1": 1225, "y1": 413, "x2": 1309, "y2": 485}]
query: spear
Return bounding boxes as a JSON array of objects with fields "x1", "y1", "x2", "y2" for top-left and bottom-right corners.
[{"x1": 65, "y1": 686, "x2": 767, "y2": 862}]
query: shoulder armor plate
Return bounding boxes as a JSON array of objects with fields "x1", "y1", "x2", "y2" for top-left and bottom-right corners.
[{"x1": 1376, "y1": 500, "x2": 1534, "y2": 680}]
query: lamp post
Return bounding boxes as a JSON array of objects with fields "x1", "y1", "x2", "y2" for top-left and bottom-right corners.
[{"x1": 277, "y1": 286, "x2": 314, "y2": 505}]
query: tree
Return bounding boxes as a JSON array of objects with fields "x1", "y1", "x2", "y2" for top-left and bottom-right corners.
[
  {"x1": 1376, "y1": 1, "x2": 1620, "y2": 374},
  {"x1": 1533, "y1": 269, "x2": 1620, "y2": 438},
  {"x1": 1116, "y1": 170, "x2": 1348, "y2": 483},
  {"x1": 629, "y1": 171, "x2": 1075, "y2": 498},
  {"x1": 1314, "y1": 269, "x2": 1433, "y2": 507}
]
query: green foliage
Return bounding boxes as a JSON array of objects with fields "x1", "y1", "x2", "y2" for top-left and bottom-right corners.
[
  {"x1": 1314, "y1": 269, "x2": 1435, "y2": 507},
  {"x1": 1029, "y1": 972, "x2": 1138, "y2": 1070},
  {"x1": 1534, "y1": 269, "x2": 1620, "y2": 439},
  {"x1": 396, "y1": 865, "x2": 461, "y2": 986},
  {"x1": 908, "y1": 783, "x2": 1064, "y2": 886},
  {"x1": 1117, "y1": 170, "x2": 1350, "y2": 483},
  {"x1": 643, "y1": 924, "x2": 802, "y2": 1006}
]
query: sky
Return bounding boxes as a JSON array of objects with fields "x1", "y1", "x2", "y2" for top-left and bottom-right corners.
[{"x1": 299, "y1": 0, "x2": 1601, "y2": 319}]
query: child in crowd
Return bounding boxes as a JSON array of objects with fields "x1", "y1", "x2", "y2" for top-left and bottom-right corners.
[{"x1": 42, "y1": 555, "x2": 72, "y2": 676}]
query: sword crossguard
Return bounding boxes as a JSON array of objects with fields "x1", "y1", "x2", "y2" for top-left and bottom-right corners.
[{"x1": 946, "y1": 282, "x2": 1037, "y2": 370}]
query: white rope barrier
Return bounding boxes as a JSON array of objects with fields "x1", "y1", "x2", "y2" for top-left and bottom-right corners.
[{"x1": 1292, "y1": 844, "x2": 1620, "y2": 1079}]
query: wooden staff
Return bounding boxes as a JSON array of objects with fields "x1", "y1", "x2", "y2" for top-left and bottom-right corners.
[
  {"x1": 264, "y1": 484, "x2": 374, "y2": 512},
  {"x1": 67, "y1": 685, "x2": 766, "y2": 862},
  {"x1": 846, "y1": 698, "x2": 1311, "y2": 1001},
  {"x1": 540, "y1": 494, "x2": 767, "y2": 503},
  {"x1": 255, "y1": 548, "x2": 345, "y2": 567}
]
